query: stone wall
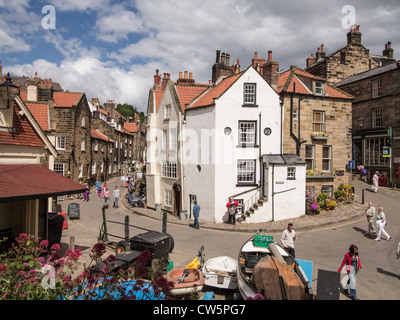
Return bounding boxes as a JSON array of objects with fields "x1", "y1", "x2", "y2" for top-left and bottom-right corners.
[{"x1": 281, "y1": 94, "x2": 353, "y2": 193}]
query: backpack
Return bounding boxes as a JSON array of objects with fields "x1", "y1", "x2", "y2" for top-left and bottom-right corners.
[{"x1": 228, "y1": 203, "x2": 237, "y2": 215}]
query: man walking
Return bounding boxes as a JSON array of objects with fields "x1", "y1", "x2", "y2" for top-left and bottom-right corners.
[
  {"x1": 280, "y1": 223, "x2": 297, "y2": 258},
  {"x1": 365, "y1": 201, "x2": 376, "y2": 236},
  {"x1": 192, "y1": 201, "x2": 200, "y2": 229},
  {"x1": 113, "y1": 186, "x2": 120, "y2": 209}
]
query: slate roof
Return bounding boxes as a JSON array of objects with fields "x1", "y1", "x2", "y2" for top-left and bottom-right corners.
[
  {"x1": 262, "y1": 154, "x2": 306, "y2": 165},
  {"x1": 336, "y1": 61, "x2": 400, "y2": 87}
]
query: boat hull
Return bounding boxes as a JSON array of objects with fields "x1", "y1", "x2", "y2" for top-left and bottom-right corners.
[
  {"x1": 166, "y1": 268, "x2": 205, "y2": 296},
  {"x1": 203, "y1": 256, "x2": 238, "y2": 290}
]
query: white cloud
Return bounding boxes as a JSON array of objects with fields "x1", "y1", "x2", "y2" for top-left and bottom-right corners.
[{"x1": 47, "y1": 0, "x2": 110, "y2": 12}]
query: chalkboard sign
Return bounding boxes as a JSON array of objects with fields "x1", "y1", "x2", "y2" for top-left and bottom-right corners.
[{"x1": 68, "y1": 203, "x2": 80, "y2": 219}]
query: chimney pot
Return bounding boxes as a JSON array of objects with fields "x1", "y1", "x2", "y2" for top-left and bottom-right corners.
[
  {"x1": 184, "y1": 71, "x2": 188, "y2": 79},
  {"x1": 268, "y1": 50, "x2": 272, "y2": 61},
  {"x1": 179, "y1": 71, "x2": 183, "y2": 79},
  {"x1": 216, "y1": 50, "x2": 221, "y2": 63},
  {"x1": 189, "y1": 72, "x2": 193, "y2": 79},
  {"x1": 321, "y1": 44, "x2": 324, "y2": 52}
]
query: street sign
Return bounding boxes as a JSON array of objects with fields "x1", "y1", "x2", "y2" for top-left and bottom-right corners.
[
  {"x1": 348, "y1": 160, "x2": 355, "y2": 169},
  {"x1": 383, "y1": 146, "x2": 391, "y2": 158}
]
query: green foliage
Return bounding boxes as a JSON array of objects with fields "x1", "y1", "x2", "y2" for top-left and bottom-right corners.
[{"x1": 116, "y1": 103, "x2": 146, "y2": 123}]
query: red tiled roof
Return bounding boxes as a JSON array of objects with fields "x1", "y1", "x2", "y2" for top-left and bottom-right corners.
[
  {"x1": 0, "y1": 103, "x2": 45, "y2": 147},
  {"x1": 154, "y1": 88, "x2": 164, "y2": 112},
  {"x1": 187, "y1": 73, "x2": 243, "y2": 110},
  {"x1": 175, "y1": 84, "x2": 210, "y2": 113},
  {"x1": 0, "y1": 164, "x2": 86, "y2": 201},
  {"x1": 53, "y1": 92, "x2": 82, "y2": 107},
  {"x1": 278, "y1": 67, "x2": 353, "y2": 99},
  {"x1": 91, "y1": 130, "x2": 114, "y2": 143},
  {"x1": 124, "y1": 122, "x2": 138, "y2": 133},
  {"x1": 25, "y1": 102, "x2": 49, "y2": 131}
]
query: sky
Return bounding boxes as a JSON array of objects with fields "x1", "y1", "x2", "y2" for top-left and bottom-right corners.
[{"x1": 0, "y1": 0, "x2": 399, "y2": 113}]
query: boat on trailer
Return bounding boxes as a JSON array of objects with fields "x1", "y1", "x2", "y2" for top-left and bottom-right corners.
[
  {"x1": 237, "y1": 234, "x2": 314, "y2": 300},
  {"x1": 202, "y1": 255, "x2": 238, "y2": 290},
  {"x1": 166, "y1": 267, "x2": 205, "y2": 296}
]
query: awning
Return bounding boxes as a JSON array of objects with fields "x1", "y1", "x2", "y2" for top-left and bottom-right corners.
[{"x1": 0, "y1": 164, "x2": 87, "y2": 203}]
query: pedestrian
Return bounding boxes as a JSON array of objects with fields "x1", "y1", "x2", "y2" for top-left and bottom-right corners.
[
  {"x1": 104, "y1": 187, "x2": 110, "y2": 208},
  {"x1": 83, "y1": 184, "x2": 90, "y2": 202},
  {"x1": 97, "y1": 185, "x2": 102, "y2": 199},
  {"x1": 120, "y1": 175, "x2": 125, "y2": 187},
  {"x1": 338, "y1": 244, "x2": 362, "y2": 300},
  {"x1": 280, "y1": 223, "x2": 297, "y2": 258},
  {"x1": 113, "y1": 186, "x2": 120, "y2": 208},
  {"x1": 364, "y1": 201, "x2": 376, "y2": 236},
  {"x1": 375, "y1": 207, "x2": 391, "y2": 241},
  {"x1": 192, "y1": 201, "x2": 200, "y2": 229},
  {"x1": 372, "y1": 171, "x2": 379, "y2": 192},
  {"x1": 226, "y1": 197, "x2": 241, "y2": 225}
]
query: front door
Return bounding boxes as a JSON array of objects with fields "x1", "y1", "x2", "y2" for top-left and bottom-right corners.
[{"x1": 189, "y1": 195, "x2": 197, "y2": 220}]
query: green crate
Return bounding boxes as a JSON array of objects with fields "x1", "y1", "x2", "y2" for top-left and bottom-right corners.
[
  {"x1": 166, "y1": 260, "x2": 174, "y2": 272},
  {"x1": 253, "y1": 234, "x2": 274, "y2": 248}
]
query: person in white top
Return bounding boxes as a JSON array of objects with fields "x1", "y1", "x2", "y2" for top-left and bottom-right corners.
[
  {"x1": 280, "y1": 223, "x2": 297, "y2": 257},
  {"x1": 372, "y1": 171, "x2": 379, "y2": 192},
  {"x1": 375, "y1": 207, "x2": 391, "y2": 241}
]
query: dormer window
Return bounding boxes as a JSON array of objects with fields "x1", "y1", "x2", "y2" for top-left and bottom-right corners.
[
  {"x1": 314, "y1": 81, "x2": 325, "y2": 95},
  {"x1": 243, "y1": 83, "x2": 257, "y2": 106},
  {"x1": 164, "y1": 104, "x2": 171, "y2": 120}
]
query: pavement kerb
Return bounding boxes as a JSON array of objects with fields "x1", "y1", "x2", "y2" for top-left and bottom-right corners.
[{"x1": 120, "y1": 187, "x2": 367, "y2": 234}]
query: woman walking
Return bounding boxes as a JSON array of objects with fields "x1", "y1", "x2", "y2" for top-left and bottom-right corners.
[
  {"x1": 338, "y1": 244, "x2": 362, "y2": 300},
  {"x1": 375, "y1": 207, "x2": 391, "y2": 241}
]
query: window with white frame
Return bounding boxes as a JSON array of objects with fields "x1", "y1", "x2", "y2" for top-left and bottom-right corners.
[
  {"x1": 287, "y1": 167, "x2": 296, "y2": 179},
  {"x1": 372, "y1": 79, "x2": 382, "y2": 98},
  {"x1": 322, "y1": 145, "x2": 332, "y2": 172},
  {"x1": 92, "y1": 162, "x2": 97, "y2": 174},
  {"x1": 169, "y1": 128, "x2": 177, "y2": 150},
  {"x1": 78, "y1": 164, "x2": 83, "y2": 178},
  {"x1": 364, "y1": 138, "x2": 389, "y2": 167},
  {"x1": 164, "y1": 190, "x2": 172, "y2": 207},
  {"x1": 162, "y1": 162, "x2": 177, "y2": 178},
  {"x1": 321, "y1": 185, "x2": 333, "y2": 197},
  {"x1": 94, "y1": 140, "x2": 98, "y2": 151},
  {"x1": 164, "y1": 104, "x2": 171, "y2": 119},
  {"x1": 239, "y1": 121, "x2": 256, "y2": 146},
  {"x1": 161, "y1": 130, "x2": 167, "y2": 150},
  {"x1": 53, "y1": 163, "x2": 64, "y2": 176},
  {"x1": 293, "y1": 108, "x2": 298, "y2": 120},
  {"x1": 237, "y1": 160, "x2": 256, "y2": 184},
  {"x1": 81, "y1": 138, "x2": 85, "y2": 151},
  {"x1": 81, "y1": 115, "x2": 85, "y2": 127},
  {"x1": 313, "y1": 111, "x2": 325, "y2": 133},
  {"x1": 305, "y1": 145, "x2": 315, "y2": 170},
  {"x1": 56, "y1": 136, "x2": 66, "y2": 150},
  {"x1": 372, "y1": 108, "x2": 382, "y2": 128},
  {"x1": 243, "y1": 83, "x2": 256, "y2": 105},
  {"x1": 109, "y1": 143, "x2": 112, "y2": 153},
  {"x1": 315, "y1": 81, "x2": 324, "y2": 95},
  {"x1": 101, "y1": 163, "x2": 104, "y2": 173},
  {"x1": 101, "y1": 142, "x2": 104, "y2": 152}
]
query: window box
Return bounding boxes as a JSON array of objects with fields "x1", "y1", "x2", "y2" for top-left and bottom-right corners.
[
  {"x1": 311, "y1": 132, "x2": 329, "y2": 140},
  {"x1": 306, "y1": 170, "x2": 336, "y2": 179}
]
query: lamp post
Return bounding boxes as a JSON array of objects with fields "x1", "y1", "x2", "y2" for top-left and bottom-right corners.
[
  {"x1": 0, "y1": 73, "x2": 19, "y2": 109},
  {"x1": 357, "y1": 115, "x2": 365, "y2": 128}
]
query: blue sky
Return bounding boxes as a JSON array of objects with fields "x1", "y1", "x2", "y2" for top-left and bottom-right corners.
[{"x1": 1, "y1": 0, "x2": 399, "y2": 112}]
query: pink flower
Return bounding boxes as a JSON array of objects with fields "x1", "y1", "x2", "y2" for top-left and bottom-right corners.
[{"x1": 40, "y1": 240, "x2": 49, "y2": 248}]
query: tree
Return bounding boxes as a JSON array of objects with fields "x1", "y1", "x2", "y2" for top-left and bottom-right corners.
[{"x1": 116, "y1": 103, "x2": 146, "y2": 123}]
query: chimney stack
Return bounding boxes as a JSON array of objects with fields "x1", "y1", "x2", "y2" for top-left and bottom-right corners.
[
  {"x1": 383, "y1": 41, "x2": 394, "y2": 59},
  {"x1": 154, "y1": 69, "x2": 161, "y2": 87},
  {"x1": 177, "y1": 71, "x2": 195, "y2": 84},
  {"x1": 306, "y1": 53, "x2": 316, "y2": 67},
  {"x1": 161, "y1": 73, "x2": 170, "y2": 91},
  {"x1": 262, "y1": 50, "x2": 279, "y2": 91},
  {"x1": 212, "y1": 50, "x2": 235, "y2": 84},
  {"x1": 347, "y1": 24, "x2": 362, "y2": 46}
]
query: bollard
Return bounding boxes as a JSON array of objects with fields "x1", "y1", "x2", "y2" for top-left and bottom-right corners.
[
  {"x1": 124, "y1": 215, "x2": 129, "y2": 242},
  {"x1": 362, "y1": 189, "x2": 365, "y2": 204},
  {"x1": 162, "y1": 211, "x2": 167, "y2": 234},
  {"x1": 70, "y1": 236, "x2": 75, "y2": 251}
]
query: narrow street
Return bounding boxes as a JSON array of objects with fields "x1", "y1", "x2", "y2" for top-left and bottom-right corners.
[{"x1": 60, "y1": 176, "x2": 400, "y2": 300}]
